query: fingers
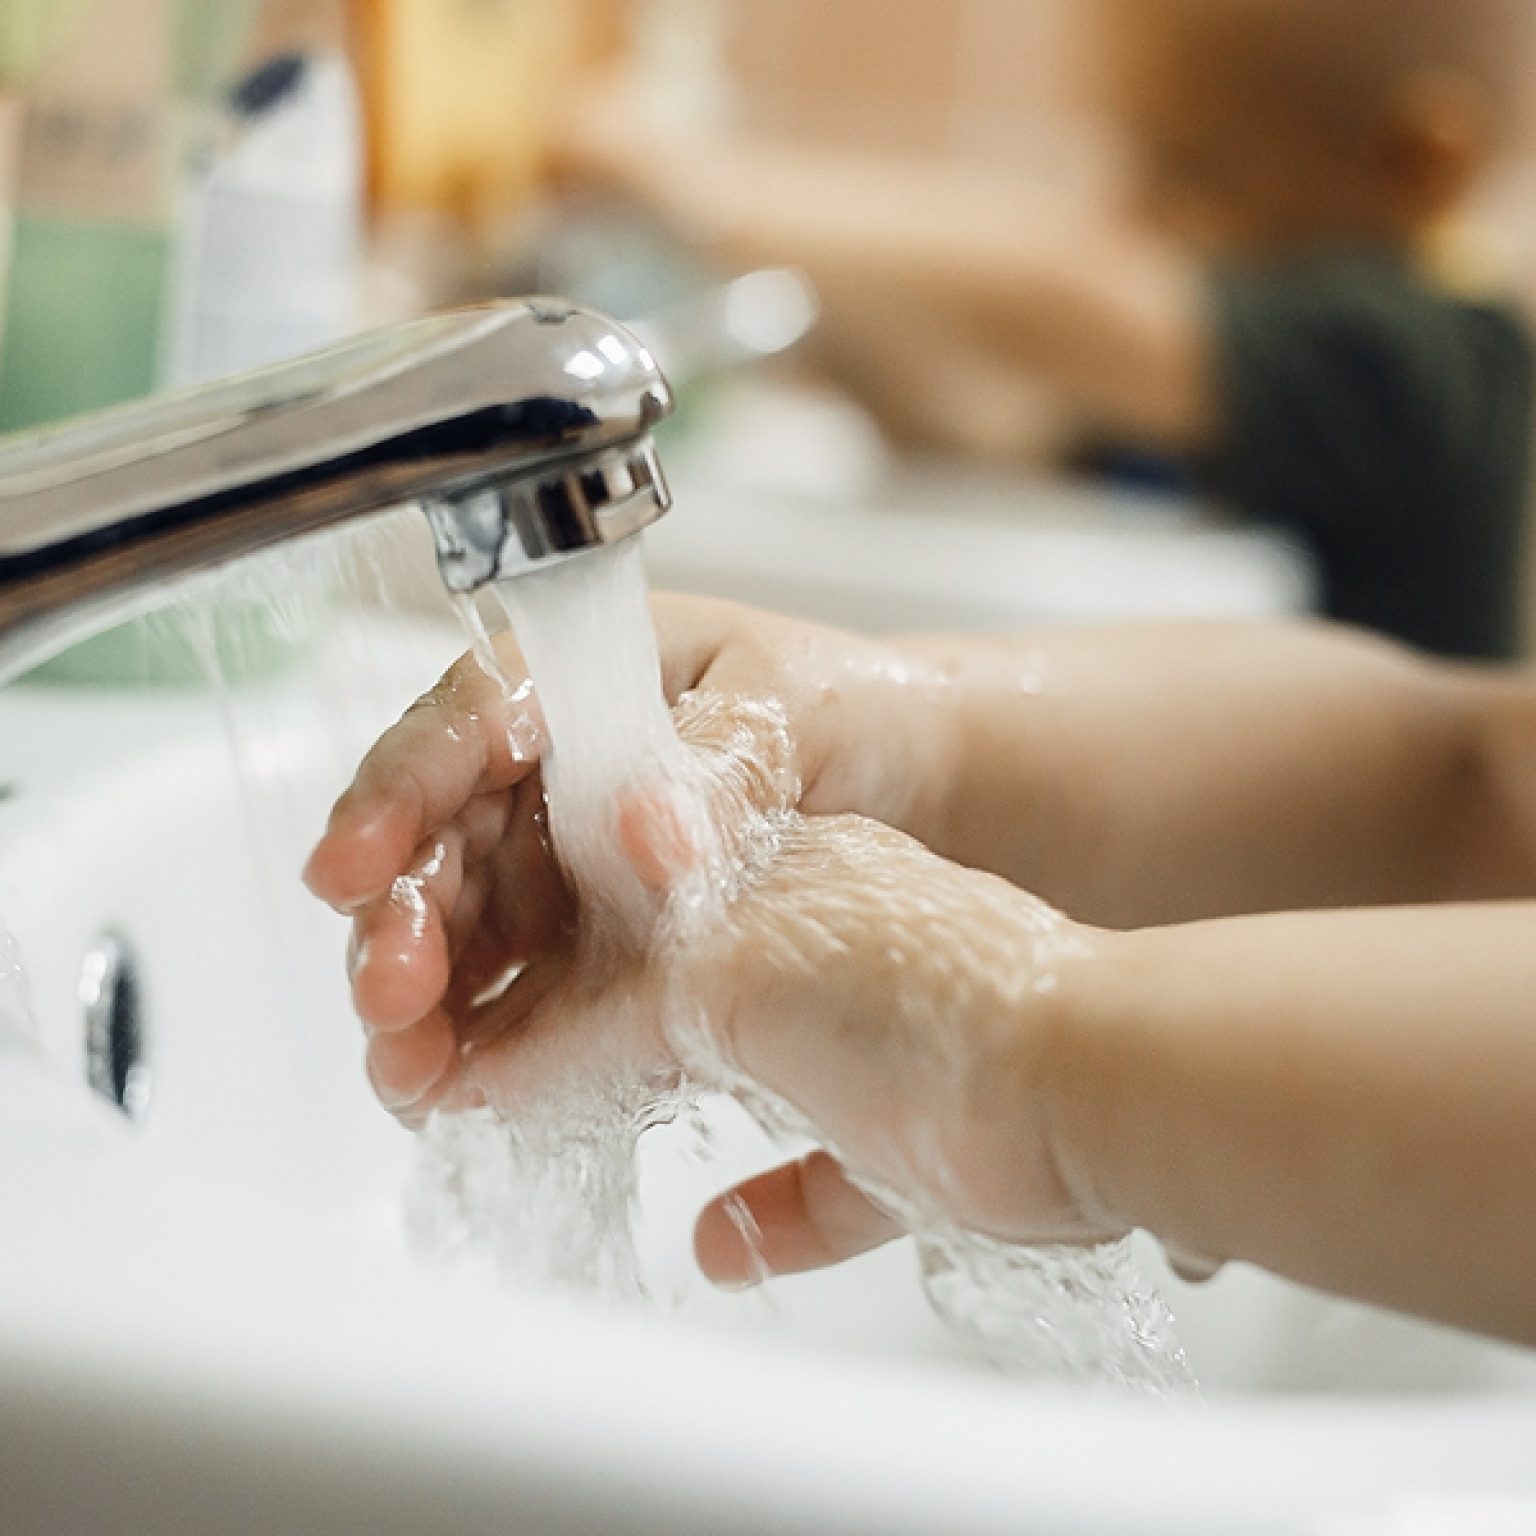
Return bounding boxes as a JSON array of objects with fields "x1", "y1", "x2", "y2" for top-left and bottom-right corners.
[
  {"x1": 305, "y1": 596, "x2": 738, "y2": 913},
  {"x1": 667, "y1": 612, "x2": 826, "y2": 820},
  {"x1": 348, "y1": 775, "x2": 572, "y2": 1025},
  {"x1": 650, "y1": 593, "x2": 755, "y2": 704},
  {"x1": 347, "y1": 827, "x2": 466, "y2": 1033},
  {"x1": 364, "y1": 1007, "x2": 458, "y2": 1115},
  {"x1": 364, "y1": 1011, "x2": 490, "y2": 1127},
  {"x1": 614, "y1": 689, "x2": 803, "y2": 903},
  {"x1": 316, "y1": 593, "x2": 790, "y2": 1128},
  {"x1": 304, "y1": 647, "x2": 544, "y2": 912},
  {"x1": 460, "y1": 958, "x2": 634, "y2": 1109},
  {"x1": 616, "y1": 786, "x2": 702, "y2": 892},
  {"x1": 693, "y1": 1151, "x2": 903, "y2": 1288},
  {"x1": 617, "y1": 637, "x2": 807, "y2": 897}
]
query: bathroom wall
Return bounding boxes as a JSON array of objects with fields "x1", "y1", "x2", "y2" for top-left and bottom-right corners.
[
  {"x1": 718, "y1": 0, "x2": 1536, "y2": 282},
  {"x1": 722, "y1": 0, "x2": 1115, "y2": 211}
]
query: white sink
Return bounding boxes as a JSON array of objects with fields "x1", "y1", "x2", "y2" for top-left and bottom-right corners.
[
  {"x1": 2, "y1": 594, "x2": 1533, "y2": 1536},
  {"x1": 646, "y1": 397, "x2": 1317, "y2": 631}
]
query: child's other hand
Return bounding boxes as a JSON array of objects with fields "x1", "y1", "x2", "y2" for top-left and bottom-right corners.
[{"x1": 659, "y1": 814, "x2": 1115, "y2": 1288}]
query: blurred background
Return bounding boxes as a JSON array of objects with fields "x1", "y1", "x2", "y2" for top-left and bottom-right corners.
[{"x1": 6, "y1": 0, "x2": 1536, "y2": 648}]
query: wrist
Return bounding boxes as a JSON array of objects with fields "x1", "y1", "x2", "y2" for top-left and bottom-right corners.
[
  {"x1": 909, "y1": 890, "x2": 1128, "y2": 1246},
  {"x1": 1023, "y1": 921, "x2": 1135, "y2": 1240},
  {"x1": 1046, "y1": 925, "x2": 1229, "y2": 1271}
]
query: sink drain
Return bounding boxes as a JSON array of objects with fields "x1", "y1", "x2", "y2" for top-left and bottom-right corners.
[{"x1": 81, "y1": 932, "x2": 150, "y2": 1119}]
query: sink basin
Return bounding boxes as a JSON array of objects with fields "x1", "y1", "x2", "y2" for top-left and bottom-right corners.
[
  {"x1": 2, "y1": 592, "x2": 1533, "y2": 1536},
  {"x1": 646, "y1": 396, "x2": 1317, "y2": 632}
]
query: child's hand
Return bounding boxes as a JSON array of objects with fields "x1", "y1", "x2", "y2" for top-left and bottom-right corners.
[
  {"x1": 302, "y1": 596, "x2": 949, "y2": 1118},
  {"x1": 655, "y1": 813, "x2": 1116, "y2": 1287},
  {"x1": 511, "y1": 806, "x2": 1115, "y2": 1289}
]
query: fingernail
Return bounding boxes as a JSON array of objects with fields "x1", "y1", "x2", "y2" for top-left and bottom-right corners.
[
  {"x1": 711, "y1": 1273, "x2": 763, "y2": 1294},
  {"x1": 302, "y1": 844, "x2": 372, "y2": 913},
  {"x1": 367, "y1": 1059, "x2": 427, "y2": 1114}
]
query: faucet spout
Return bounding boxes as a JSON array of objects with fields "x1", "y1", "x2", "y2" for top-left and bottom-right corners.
[{"x1": 0, "y1": 299, "x2": 673, "y2": 685}]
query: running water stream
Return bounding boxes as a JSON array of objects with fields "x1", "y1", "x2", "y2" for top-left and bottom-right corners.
[{"x1": 418, "y1": 538, "x2": 1193, "y2": 1394}]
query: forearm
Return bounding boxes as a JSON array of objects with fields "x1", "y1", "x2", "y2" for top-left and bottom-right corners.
[
  {"x1": 744, "y1": 194, "x2": 1207, "y2": 446},
  {"x1": 633, "y1": 137, "x2": 1209, "y2": 447},
  {"x1": 1056, "y1": 903, "x2": 1536, "y2": 1343},
  {"x1": 796, "y1": 272, "x2": 1078, "y2": 463},
  {"x1": 904, "y1": 621, "x2": 1536, "y2": 925}
]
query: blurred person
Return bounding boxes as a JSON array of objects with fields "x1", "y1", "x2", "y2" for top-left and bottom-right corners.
[{"x1": 562, "y1": 0, "x2": 1536, "y2": 660}]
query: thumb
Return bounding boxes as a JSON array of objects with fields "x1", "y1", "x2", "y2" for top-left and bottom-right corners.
[
  {"x1": 613, "y1": 691, "x2": 796, "y2": 895},
  {"x1": 615, "y1": 786, "x2": 703, "y2": 893},
  {"x1": 693, "y1": 1151, "x2": 903, "y2": 1289}
]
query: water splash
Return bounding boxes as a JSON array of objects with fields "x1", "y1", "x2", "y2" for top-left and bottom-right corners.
[
  {"x1": 407, "y1": 1080, "x2": 662, "y2": 1299},
  {"x1": 917, "y1": 1233, "x2": 1190, "y2": 1393}
]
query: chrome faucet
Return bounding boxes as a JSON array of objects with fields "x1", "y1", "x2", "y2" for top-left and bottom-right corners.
[{"x1": 0, "y1": 300, "x2": 674, "y2": 685}]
